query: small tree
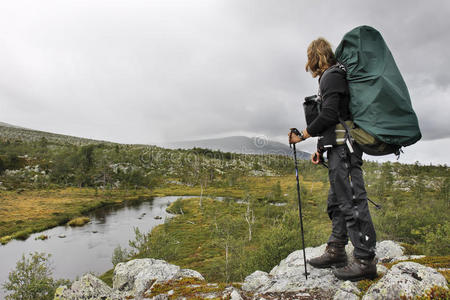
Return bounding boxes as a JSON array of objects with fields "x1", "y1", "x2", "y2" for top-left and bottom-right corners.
[
  {"x1": 2, "y1": 252, "x2": 69, "y2": 300},
  {"x1": 112, "y1": 245, "x2": 131, "y2": 266}
]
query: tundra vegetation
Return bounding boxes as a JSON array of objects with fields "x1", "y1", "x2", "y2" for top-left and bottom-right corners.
[{"x1": 0, "y1": 126, "x2": 448, "y2": 298}]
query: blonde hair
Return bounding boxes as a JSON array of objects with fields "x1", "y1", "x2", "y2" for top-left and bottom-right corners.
[{"x1": 305, "y1": 38, "x2": 336, "y2": 78}]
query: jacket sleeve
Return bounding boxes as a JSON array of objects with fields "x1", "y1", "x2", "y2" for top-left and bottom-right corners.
[{"x1": 306, "y1": 71, "x2": 347, "y2": 136}]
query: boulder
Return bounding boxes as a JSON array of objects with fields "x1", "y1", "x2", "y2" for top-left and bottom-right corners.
[
  {"x1": 374, "y1": 240, "x2": 404, "y2": 263},
  {"x1": 362, "y1": 262, "x2": 448, "y2": 300},
  {"x1": 54, "y1": 273, "x2": 122, "y2": 300},
  {"x1": 243, "y1": 244, "x2": 342, "y2": 294},
  {"x1": 229, "y1": 288, "x2": 243, "y2": 300},
  {"x1": 376, "y1": 264, "x2": 388, "y2": 276},
  {"x1": 333, "y1": 281, "x2": 360, "y2": 300},
  {"x1": 113, "y1": 258, "x2": 204, "y2": 296},
  {"x1": 54, "y1": 240, "x2": 447, "y2": 299},
  {"x1": 242, "y1": 240, "x2": 438, "y2": 298},
  {"x1": 174, "y1": 268, "x2": 205, "y2": 281},
  {"x1": 242, "y1": 270, "x2": 272, "y2": 292}
]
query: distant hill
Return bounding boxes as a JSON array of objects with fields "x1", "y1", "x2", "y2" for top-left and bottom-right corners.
[
  {"x1": 166, "y1": 136, "x2": 310, "y2": 159},
  {"x1": 0, "y1": 123, "x2": 310, "y2": 159},
  {"x1": 0, "y1": 122, "x2": 111, "y2": 145},
  {"x1": 0, "y1": 122, "x2": 28, "y2": 130}
]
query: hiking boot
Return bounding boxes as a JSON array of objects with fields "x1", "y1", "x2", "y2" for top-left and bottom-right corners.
[
  {"x1": 308, "y1": 244, "x2": 348, "y2": 269},
  {"x1": 332, "y1": 257, "x2": 377, "y2": 281}
]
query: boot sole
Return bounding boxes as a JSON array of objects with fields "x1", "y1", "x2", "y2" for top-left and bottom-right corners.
[
  {"x1": 335, "y1": 273, "x2": 377, "y2": 282},
  {"x1": 308, "y1": 261, "x2": 348, "y2": 269}
]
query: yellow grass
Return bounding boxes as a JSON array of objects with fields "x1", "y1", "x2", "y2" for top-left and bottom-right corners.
[
  {"x1": 0, "y1": 175, "x2": 312, "y2": 244},
  {"x1": 0, "y1": 187, "x2": 144, "y2": 241}
]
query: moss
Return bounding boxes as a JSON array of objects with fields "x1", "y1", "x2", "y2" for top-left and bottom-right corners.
[
  {"x1": 409, "y1": 256, "x2": 450, "y2": 269},
  {"x1": 357, "y1": 274, "x2": 383, "y2": 296},
  {"x1": 439, "y1": 270, "x2": 450, "y2": 285},
  {"x1": 13, "y1": 229, "x2": 32, "y2": 240},
  {"x1": 384, "y1": 256, "x2": 450, "y2": 271},
  {"x1": 0, "y1": 235, "x2": 12, "y2": 245},
  {"x1": 401, "y1": 243, "x2": 421, "y2": 255},
  {"x1": 98, "y1": 268, "x2": 114, "y2": 287},
  {"x1": 67, "y1": 217, "x2": 90, "y2": 226},
  {"x1": 145, "y1": 277, "x2": 230, "y2": 299},
  {"x1": 35, "y1": 234, "x2": 48, "y2": 240},
  {"x1": 231, "y1": 282, "x2": 242, "y2": 290},
  {"x1": 54, "y1": 285, "x2": 68, "y2": 299},
  {"x1": 408, "y1": 285, "x2": 450, "y2": 300}
]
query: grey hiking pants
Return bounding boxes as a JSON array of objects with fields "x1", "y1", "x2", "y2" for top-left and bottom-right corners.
[{"x1": 326, "y1": 144, "x2": 376, "y2": 259}]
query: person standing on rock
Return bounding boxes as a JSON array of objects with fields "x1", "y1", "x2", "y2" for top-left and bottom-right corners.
[{"x1": 288, "y1": 38, "x2": 377, "y2": 281}]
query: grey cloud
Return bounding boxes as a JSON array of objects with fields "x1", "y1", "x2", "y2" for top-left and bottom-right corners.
[{"x1": 0, "y1": 0, "x2": 449, "y2": 154}]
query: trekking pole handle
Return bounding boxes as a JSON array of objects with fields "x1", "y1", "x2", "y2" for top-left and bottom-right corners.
[
  {"x1": 289, "y1": 128, "x2": 303, "y2": 149},
  {"x1": 290, "y1": 128, "x2": 301, "y2": 136}
]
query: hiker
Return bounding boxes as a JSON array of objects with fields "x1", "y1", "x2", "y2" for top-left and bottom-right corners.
[{"x1": 288, "y1": 38, "x2": 377, "y2": 281}]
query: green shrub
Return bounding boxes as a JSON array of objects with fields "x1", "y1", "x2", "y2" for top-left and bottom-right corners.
[
  {"x1": 166, "y1": 198, "x2": 188, "y2": 215},
  {"x1": 129, "y1": 226, "x2": 180, "y2": 261},
  {"x1": 246, "y1": 223, "x2": 299, "y2": 273},
  {"x1": 112, "y1": 245, "x2": 131, "y2": 266},
  {"x1": 2, "y1": 252, "x2": 70, "y2": 300}
]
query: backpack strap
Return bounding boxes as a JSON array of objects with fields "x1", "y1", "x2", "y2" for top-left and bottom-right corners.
[
  {"x1": 339, "y1": 118, "x2": 355, "y2": 154},
  {"x1": 333, "y1": 62, "x2": 354, "y2": 153}
]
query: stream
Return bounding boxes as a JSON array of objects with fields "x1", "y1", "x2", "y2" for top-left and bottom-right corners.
[{"x1": 0, "y1": 195, "x2": 196, "y2": 297}]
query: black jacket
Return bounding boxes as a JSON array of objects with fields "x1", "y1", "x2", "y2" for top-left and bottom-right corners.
[{"x1": 306, "y1": 65, "x2": 351, "y2": 149}]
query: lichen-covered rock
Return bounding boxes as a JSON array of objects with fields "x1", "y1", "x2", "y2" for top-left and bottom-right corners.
[
  {"x1": 53, "y1": 273, "x2": 122, "y2": 300},
  {"x1": 333, "y1": 281, "x2": 360, "y2": 300},
  {"x1": 242, "y1": 270, "x2": 272, "y2": 292},
  {"x1": 376, "y1": 264, "x2": 388, "y2": 276},
  {"x1": 229, "y1": 288, "x2": 243, "y2": 300},
  {"x1": 174, "y1": 268, "x2": 205, "y2": 281},
  {"x1": 362, "y1": 262, "x2": 448, "y2": 300},
  {"x1": 242, "y1": 241, "x2": 432, "y2": 297},
  {"x1": 53, "y1": 285, "x2": 68, "y2": 299},
  {"x1": 54, "y1": 241, "x2": 446, "y2": 300},
  {"x1": 244, "y1": 244, "x2": 342, "y2": 294},
  {"x1": 113, "y1": 258, "x2": 203, "y2": 297},
  {"x1": 113, "y1": 259, "x2": 158, "y2": 292},
  {"x1": 374, "y1": 240, "x2": 404, "y2": 263}
]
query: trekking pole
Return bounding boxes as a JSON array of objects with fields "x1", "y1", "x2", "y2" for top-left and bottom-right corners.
[
  {"x1": 316, "y1": 156, "x2": 382, "y2": 210},
  {"x1": 289, "y1": 135, "x2": 309, "y2": 280}
]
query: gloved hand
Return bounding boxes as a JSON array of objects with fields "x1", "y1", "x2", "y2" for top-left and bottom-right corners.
[
  {"x1": 311, "y1": 151, "x2": 322, "y2": 164},
  {"x1": 288, "y1": 128, "x2": 310, "y2": 144},
  {"x1": 288, "y1": 130, "x2": 302, "y2": 144}
]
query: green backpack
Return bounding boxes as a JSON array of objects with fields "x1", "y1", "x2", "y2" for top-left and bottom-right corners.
[{"x1": 334, "y1": 25, "x2": 421, "y2": 156}]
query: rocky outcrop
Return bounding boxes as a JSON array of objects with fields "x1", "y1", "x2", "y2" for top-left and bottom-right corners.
[
  {"x1": 362, "y1": 262, "x2": 448, "y2": 300},
  {"x1": 242, "y1": 240, "x2": 448, "y2": 299},
  {"x1": 55, "y1": 259, "x2": 204, "y2": 300},
  {"x1": 333, "y1": 281, "x2": 361, "y2": 300},
  {"x1": 54, "y1": 240, "x2": 448, "y2": 300},
  {"x1": 113, "y1": 258, "x2": 204, "y2": 297},
  {"x1": 54, "y1": 274, "x2": 122, "y2": 300}
]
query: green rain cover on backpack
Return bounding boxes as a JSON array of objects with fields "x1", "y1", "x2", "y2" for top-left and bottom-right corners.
[{"x1": 335, "y1": 25, "x2": 421, "y2": 147}]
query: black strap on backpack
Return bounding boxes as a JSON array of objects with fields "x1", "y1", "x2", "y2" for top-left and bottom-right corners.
[{"x1": 338, "y1": 118, "x2": 355, "y2": 154}]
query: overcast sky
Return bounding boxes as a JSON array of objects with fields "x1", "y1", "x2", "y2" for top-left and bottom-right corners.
[{"x1": 0, "y1": 0, "x2": 449, "y2": 165}]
